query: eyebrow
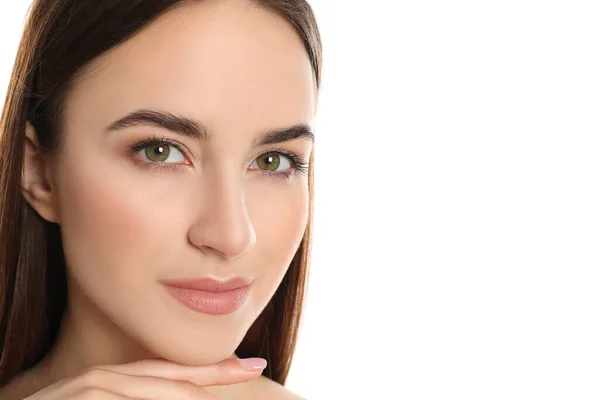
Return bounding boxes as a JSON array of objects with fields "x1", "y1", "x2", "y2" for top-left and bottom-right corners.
[{"x1": 105, "y1": 109, "x2": 314, "y2": 146}]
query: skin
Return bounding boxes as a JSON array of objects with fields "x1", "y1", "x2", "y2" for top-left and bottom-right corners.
[{"x1": 3, "y1": 0, "x2": 315, "y2": 398}]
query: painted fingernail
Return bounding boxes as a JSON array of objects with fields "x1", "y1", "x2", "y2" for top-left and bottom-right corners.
[{"x1": 238, "y1": 357, "x2": 267, "y2": 370}]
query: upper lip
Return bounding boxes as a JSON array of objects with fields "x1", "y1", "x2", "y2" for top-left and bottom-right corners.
[{"x1": 160, "y1": 277, "x2": 252, "y2": 292}]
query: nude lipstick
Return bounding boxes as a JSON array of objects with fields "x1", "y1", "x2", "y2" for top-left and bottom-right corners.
[{"x1": 160, "y1": 277, "x2": 252, "y2": 315}]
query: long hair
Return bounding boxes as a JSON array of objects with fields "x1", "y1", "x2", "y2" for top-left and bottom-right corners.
[{"x1": 0, "y1": 0, "x2": 322, "y2": 387}]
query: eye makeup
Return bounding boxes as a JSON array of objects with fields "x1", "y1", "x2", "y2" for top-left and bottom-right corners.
[{"x1": 127, "y1": 135, "x2": 310, "y2": 179}]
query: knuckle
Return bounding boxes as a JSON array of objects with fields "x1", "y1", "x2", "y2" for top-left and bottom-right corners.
[{"x1": 76, "y1": 368, "x2": 111, "y2": 387}]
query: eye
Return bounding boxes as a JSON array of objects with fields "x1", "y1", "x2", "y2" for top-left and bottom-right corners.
[
  {"x1": 250, "y1": 152, "x2": 292, "y2": 172},
  {"x1": 138, "y1": 142, "x2": 185, "y2": 163}
]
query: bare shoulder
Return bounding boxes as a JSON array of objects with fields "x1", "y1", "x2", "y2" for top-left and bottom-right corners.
[{"x1": 250, "y1": 375, "x2": 307, "y2": 400}]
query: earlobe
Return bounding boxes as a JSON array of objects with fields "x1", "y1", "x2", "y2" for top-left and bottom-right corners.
[{"x1": 21, "y1": 121, "x2": 60, "y2": 223}]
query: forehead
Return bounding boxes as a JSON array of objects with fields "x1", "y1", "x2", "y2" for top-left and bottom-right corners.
[{"x1": 65, "y1": 0, "x2": 316, "y2": 136}]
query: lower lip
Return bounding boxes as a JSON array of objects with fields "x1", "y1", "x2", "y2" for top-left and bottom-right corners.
[{"x1": 163, "y1": 284, "x2": 250, "y2": 315}]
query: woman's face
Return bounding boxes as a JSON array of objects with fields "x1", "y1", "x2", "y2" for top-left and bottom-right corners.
[{"x1": 47, "y1": 0, "x2": 315, "y2": 364}]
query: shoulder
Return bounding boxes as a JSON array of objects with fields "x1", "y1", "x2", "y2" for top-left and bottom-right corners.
[{"x1": 250, "y1": 376, "x2": 307, "y2": 400}]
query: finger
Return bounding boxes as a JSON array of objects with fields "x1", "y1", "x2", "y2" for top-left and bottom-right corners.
[
  {"x1": 73, "y1": 372, "x2": 219, "y2": 400},
  {"x1": 94, "y1": 357, "x2": 266, "y2": 387},
  {"x1": 29, "y1": 381, "x2": 135, "y2": 400}
]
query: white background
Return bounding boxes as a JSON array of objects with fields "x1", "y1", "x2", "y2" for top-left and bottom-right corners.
[{"x1": 2, "y1": 1, "x2": 600, "y2": 399}]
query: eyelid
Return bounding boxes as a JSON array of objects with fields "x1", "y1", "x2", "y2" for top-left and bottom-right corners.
[
  {"x1": 253, "y1": 148, "x2": 296, "y2": 167},
  {"x1": 130, "y1": 136, "x2": 192, "y2": 160},
  {"x1": 252, "y1": 147, "x2": 310, "y2": 178},
  {"x1": 128, "y1": 136, "x2": 195, "y2": 172},
  {"x1": 255, "y1": 146, "x2": 308, "y2": 162}
]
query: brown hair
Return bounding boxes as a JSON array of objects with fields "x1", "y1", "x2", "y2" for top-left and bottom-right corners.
[{"x1": 0, "y1": 0, "x2": 321, "y2": 387}]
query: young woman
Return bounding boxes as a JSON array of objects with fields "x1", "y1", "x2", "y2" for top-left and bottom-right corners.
[{"x1": 0, "y1": 0, "x2": 321, "y2": 398}]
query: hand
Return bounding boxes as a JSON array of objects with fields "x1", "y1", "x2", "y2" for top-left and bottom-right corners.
[{"x1": 24, "y1": 357, "x2": 266, "y2": 399}]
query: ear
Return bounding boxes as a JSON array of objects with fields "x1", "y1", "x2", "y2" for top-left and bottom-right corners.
[{"x1": 21, "y1": 121, "x2": 60, "y2": 223}]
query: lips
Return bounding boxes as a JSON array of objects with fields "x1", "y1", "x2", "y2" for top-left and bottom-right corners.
[
  {"x1": 160, "y1": 277, "x2": 253, "y2": 315},
  {"x1": 160, "y1": 277, "x2": 252, "y2": 292}
]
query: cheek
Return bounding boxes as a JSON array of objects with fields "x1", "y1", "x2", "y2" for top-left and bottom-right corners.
[
  {"x1": 251, "y1": 181, "x2": 309, "y2": 283},
  {"x1": 54, "y1": 154, "x2": 186, "y2": 295}
]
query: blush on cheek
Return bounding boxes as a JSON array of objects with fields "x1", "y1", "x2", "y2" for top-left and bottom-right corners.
[
  {"x1": 59, "y1": 172, "x2": 141, "y2": 250},
  {"x1": 55, "y1": 158, "x2": 173, "y2": 287},
  {"x1": 57, "y1": 151, "x2": 185, "y2": 250}
]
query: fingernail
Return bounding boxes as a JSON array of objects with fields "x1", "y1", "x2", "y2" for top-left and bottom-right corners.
[{"x1": 238, "y1": 357, "x2": 267, "y2": 370}]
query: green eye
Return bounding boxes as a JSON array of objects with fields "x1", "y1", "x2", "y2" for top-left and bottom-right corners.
[
  {"x1": 255, "y1": 152, "x2": 282, "y2": 171},
  {"x1": 249, "y1": 150, "x2": 308, "y2": 179},
  {"x1": 138, "y1": 142, "x2": 185, "y2": 163},
  {"x1": 145, "y1": 144, "x2": 170, "y2": 162}
]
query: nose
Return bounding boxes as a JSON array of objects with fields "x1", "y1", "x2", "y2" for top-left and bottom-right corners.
[{"x1": 188, "y1": 174, "x2": 256, "y2": 259}]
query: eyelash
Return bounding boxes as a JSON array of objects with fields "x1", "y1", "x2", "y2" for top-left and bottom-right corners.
[{"x1": 128, "y1": 136, "x2": 309, "y2": 179}]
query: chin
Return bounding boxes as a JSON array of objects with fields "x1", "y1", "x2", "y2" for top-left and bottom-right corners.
[
  {"x1": 140, "y1": 321, "x2": 250, "y2": 366},
  {"x1": 113, "y1": 287, "x2": 260, "y2": 366},
  {"x1": 166, "y1": 345, "x2": 237, "y2": 366}
]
